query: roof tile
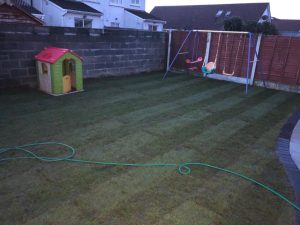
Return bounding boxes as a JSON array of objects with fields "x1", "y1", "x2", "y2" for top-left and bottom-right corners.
[
  {"x1": 126, "y1": 8, "x2": 163, "y2": 21},
  {"x1": 272, "y1": 18, "x2": 300, "y2": 32},
  {"x1": 50, "y1": 0, "x2": 101, "y2": 14}
]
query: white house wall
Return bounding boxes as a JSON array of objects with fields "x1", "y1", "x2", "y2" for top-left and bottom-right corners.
[
  {"x1": 124, "y1": 10, "x2": 144, "y2": 29},
  {"x1": 38, "y1": 0, "x2": 65, "y2": 27},
  {"x1": 104, "y1": 5, "x2": 125, "y2": 27},
  {"x1": 122, "y1": 0, "x2": 145, "y2": 10},
  {"x1": 78, "y1": 0, "x2": 145, "y2": 12}
]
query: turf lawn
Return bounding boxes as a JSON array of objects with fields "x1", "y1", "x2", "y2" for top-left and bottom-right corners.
[{"x1": 1, "y1": 73, "x2": 300, "y2": 225}]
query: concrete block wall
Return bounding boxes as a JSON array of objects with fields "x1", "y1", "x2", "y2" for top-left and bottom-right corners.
[{"x1": 0, "y1": 24, "x2": 166, "y2": 88}]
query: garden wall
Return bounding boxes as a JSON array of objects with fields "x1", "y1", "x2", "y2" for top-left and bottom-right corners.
[{"x1": 0, "y1": 24, "x2": 166, "y2": 88}]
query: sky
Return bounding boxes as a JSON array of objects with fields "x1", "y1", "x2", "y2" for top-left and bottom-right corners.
[{"x1": 146, "y1": 0, "x2": 300, "y2": 20}]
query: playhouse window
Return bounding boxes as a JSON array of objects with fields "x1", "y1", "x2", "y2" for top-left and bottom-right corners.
[
  {"x1": 63, "y1": 59, "x2": 76, "y2": 76},
  {"x1": 41, "y1": 63, "x2": 48, "y2": 75}
]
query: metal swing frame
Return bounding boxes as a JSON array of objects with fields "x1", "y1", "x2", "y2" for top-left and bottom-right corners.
[{"x1": 164, "y1": 29, "x2": 256, "y2": 96}]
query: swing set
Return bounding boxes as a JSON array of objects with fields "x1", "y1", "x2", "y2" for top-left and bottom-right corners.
[{"x1": 163, "y1": 30, "x2": 258, "y2": 95}]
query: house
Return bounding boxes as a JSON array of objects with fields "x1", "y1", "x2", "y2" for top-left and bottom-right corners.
[
  {"x1": 150, "y1": 3, "x2": 271, "y2": 30},
  {"x1": 272, "y1": 18, "x2": 300, "y2": 37},
  {"x1": 17, "y1": 0, "x2": 165, "y2": 31},
  {"x1": 26, "y1": 0, "x2": 104, "y2": 29},
  {"x1": 78, "y1": 0, "x2": 166, "y2": 31},
  {"x1": 0, "y1": 0, "x2": 43, "y2": 25}
]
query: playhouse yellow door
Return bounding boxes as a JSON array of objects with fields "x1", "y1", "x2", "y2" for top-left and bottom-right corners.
[{"x1": 63, "y1": 75, "x2": 72, "y2": 93}]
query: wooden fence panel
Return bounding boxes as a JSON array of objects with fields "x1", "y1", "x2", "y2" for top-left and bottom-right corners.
[{"x1": 257, "y1": 36, "x2": 300, "y2": 85}]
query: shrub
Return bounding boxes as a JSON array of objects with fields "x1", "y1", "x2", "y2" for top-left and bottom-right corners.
[{"x1": 224, "y1": 17, "x2": 279, "y2": 35}]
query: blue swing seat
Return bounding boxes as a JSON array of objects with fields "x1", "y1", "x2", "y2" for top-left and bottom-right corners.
[{"x1": 202, "y1": 63, "x2": 216, "y2": 76}]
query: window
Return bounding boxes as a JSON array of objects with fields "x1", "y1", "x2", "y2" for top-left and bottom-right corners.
[
  {"x1": 75, "y1": 18, "x2": 93, "y2": 28},
  {"x1": 111, "y1": 22, "x2": 120, "y2": 27},
  {"x1": 216, "y1": 10, "x2": 223, "y2": 17},
  {"x1": 110, "y1": 0, "x2": 122, "y2": 5},
  {"x1": 84, "y1": 19, "x2": 92, "y2": 28},
  {"x1": 131, "y1": 0, "x2": 140, "y2": 5},
  {"x1": 148, "y1": 25, "x2": 158, "y2": 31},
  {"x1": 75, "y1": 19, "x2": 83, "y2": 28},
  {"x1": 41, "y1": 63, "x2": 48, "y2": 75},
  {"x1": 225, "y1": 11, "x2": 231, "y2": 17}
]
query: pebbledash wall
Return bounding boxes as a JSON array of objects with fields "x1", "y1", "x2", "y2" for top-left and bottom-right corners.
[{"x1": 0, "y1": 24, "x2": 166, "y2": 88}]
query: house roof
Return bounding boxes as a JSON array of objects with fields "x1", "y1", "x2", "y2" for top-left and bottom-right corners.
[
  {"x1": 10, "y1": 0, "x2": 42, "y2": 15},
  {"x1": 0, "y1": 1, "x2": 43, "y2": 25},
  {"x1": 50, "y1": 0, "x2": 102, "y2": 14},
  {"x1": 125, "y1": 8, "x2": 163, "y2": 21},
  {"x1": 272, "y1": 18, "x2": 300, "y2": 32},
  {"x1": 35, "y1": 47, "x2": 82, "y2": 64},
  {"x1": 150, "y1": 3, "x2": 270, "y2": 30}
]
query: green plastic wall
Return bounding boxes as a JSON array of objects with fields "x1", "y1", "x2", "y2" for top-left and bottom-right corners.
[{"x1": 50, "y1": 53, "x2": 83, "y2": 95}]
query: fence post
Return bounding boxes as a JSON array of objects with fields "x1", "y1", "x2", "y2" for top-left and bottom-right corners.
[
  {"x1": 250, "y1": 34, "x2": 262, "y2": 85},
  {"x1": 246, "y1": 33, "x2": 252, "y2": 96},
  {"x1": 166, "y1": 29, "x2": 172, "y2": 71},
  {"x1": 204, "y1": 32, "x2": 212, "y2": 65}
]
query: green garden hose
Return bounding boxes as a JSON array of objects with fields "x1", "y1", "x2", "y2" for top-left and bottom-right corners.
[{"x1": 1, "y1": 142, "x2": 300, "y2": 213}]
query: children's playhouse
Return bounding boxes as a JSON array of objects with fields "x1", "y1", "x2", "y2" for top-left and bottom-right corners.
[{"x1": 35, "y1": 47, "x2": 83, "y2": 96}]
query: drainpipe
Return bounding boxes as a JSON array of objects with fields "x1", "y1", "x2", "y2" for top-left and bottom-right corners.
[{"x1": 62, "y1": 10, "x2": 67, "y2": 27}]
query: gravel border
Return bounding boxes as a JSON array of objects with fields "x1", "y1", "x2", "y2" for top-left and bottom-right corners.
[{"x1": 277, "y1": 108, "x2": 300, "y2": 225}]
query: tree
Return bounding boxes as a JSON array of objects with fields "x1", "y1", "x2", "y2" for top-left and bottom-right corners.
[
  {"x1": 257, "y1": 22, "x2": 279, "y2": 35},
  {"x1": 244, "y1": 21, "x2": 259, "y2": 33},
  {"x1": 224, "y1": 18, "x2": 279, "y2": 35},
  {"x1": 224, "y1": 17, "x2": 243, "y2": 31}
]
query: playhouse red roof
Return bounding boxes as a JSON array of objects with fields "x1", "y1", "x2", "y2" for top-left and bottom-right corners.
[{"x1": 35, "y1": 47, "x2": 82, "y2": 64}]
